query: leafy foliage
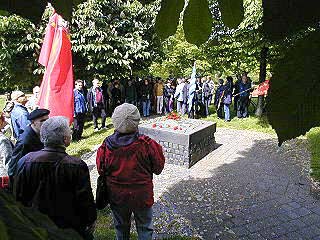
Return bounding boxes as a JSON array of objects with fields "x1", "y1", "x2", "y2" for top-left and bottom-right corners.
[
  {"x1": 217, "y1": 0, "x2": 244, "y2": 29},
  {"x1": 150, "y1": 0, "x2": 266, "y2": 78},
  {"x1": 155, "y1": 0, "x2": 184, "y2": 40},
  {"x1": 0, "y1": 0, "x2": 86, "y2": 22},
  {"x1": 0, "y1": 190, "x2": 82, "y2": 239},
  {"x1": 262, "y1": 0, "x2": 320, "y2": 41},
  {"x1": 71, "y1": 0, "x2": 161, "y2": 80},
  {"x1": 0, "y1": 15, "x2": 43, "y2": 91},
  {"x1": 183, "y1": 0, "x2": 213, "y2": 46},
  {"x1": 266, "y1": 30, "x2": 320, "y2": 145}
]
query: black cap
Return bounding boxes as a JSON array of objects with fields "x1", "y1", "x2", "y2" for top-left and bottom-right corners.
[{"x1": 28, "y1": 109, "x2": 50, "y2": 121}]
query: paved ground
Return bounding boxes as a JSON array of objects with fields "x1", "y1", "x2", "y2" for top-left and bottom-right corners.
[
  {"x1": 151, "y1": 128, "x2": 320, "y2": 240},
  {"x1": 88, "y1": 128, "x2": 320, "y2": 240}
]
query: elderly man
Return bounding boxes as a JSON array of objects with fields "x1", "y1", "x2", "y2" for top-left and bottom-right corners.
[
  {"x1": 15, "y1": 116, "x2": 97, "y2": 240},
  {"x1": 9, "y1": 109, "x2": 50, "y2": 182},
  {"x1": 96, "y1": 103, "x2": 165, "y2": 240},
  {"x1": 87, "y1": 79, "x2": 107, "y2": 131},
  {"x1": 10, "y1": 91, "x2": 30, "y2": 139},
  {"x1": 26, "y1": 86, "x2": 40, "y2": 112}
]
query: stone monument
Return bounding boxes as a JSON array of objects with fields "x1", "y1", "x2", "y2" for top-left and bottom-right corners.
[{"x1": 139, "y1": 115, "x2": 216, "y2": 168}]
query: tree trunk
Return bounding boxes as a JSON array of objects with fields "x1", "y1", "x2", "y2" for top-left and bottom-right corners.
[{"x1": 255, "y1": 47, "x2": 269, "y2": 117}]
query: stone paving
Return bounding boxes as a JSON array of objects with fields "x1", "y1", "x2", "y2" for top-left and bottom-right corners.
[{"x1": 88, "y1": 127, "x2": 320, "y2": 240}]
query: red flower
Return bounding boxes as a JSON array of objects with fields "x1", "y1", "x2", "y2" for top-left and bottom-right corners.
[{"x1": 152, "y1": 124, "x2": 157, "y2": 128}]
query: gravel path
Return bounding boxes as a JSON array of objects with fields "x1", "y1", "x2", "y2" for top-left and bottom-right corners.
[{"x1": 87, "y1": 128, "x2": 320, "y2": 240}]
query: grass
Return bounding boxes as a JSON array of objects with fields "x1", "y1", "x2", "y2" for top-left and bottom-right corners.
[
  {"x1": 306, "y1": 127, "x2": 320, "y2": 181},
  {"x1": 67, "y1": 119, "x2": 114, "y2": 157},
  {"x1": 204, "y1": 100, "x2": 275, "y2": 135},
  {"x1": 94, "y1": 208, "x2": 198, "y2": 240},
  {"x1": 0, "y1": 95, "x2": 5, "y2": 109}
]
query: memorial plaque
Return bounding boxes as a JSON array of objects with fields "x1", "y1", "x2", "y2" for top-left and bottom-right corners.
[{"x1": 139, "y1": 117, "x2": 216, "y2": 168}]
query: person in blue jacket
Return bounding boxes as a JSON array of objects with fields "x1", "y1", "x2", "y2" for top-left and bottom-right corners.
[
  {"x1": 73, "y1": 79, "x2": 87, "y2": 141},
  {"x1": 10, "y1": 91, "x2": 30, "y2": 140}
]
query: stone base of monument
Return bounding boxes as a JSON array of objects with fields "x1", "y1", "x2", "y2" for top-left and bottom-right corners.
[{"x1": 138, "y1": 117, "x2": 217, "y2": 168}]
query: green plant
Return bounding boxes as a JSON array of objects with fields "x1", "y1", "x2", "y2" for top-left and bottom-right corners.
[{"x1": 307, "y1": 127, "x2": 320, "y2": 181}]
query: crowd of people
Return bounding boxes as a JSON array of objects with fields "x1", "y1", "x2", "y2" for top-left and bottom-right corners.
[
  {"x1": 0, "y1": 102, "x2": 165, "y2": 240},
  {"x1": 0, "y1": 71, "x2": 254, "y2": 239},
  {"x1": 71, "y1": 72, "x2": 253, "y2": 140}
]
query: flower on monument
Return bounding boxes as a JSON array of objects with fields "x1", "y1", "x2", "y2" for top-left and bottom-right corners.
[
  {"x1": 166, "y1": 111, "x2": 181, "y2": 121},
  {"x1": 152, "y1": 123, "x2": 157, "y2": 128}
]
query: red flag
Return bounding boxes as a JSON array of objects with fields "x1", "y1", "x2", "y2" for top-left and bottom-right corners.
[
  {"x1": 252, "y1": 79, "x2": 270, "y2": 97},
  {"x1": 38, "y1": 13, "x2": 74, "y2": 123}
]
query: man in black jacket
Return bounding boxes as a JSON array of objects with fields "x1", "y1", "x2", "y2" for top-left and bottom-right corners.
[
  {"x1": 8, "y1": 109, "x2": 49, "y2": 188},
  {"x1": 14, "y1": 116, "x2": 97, "y2": 240}
]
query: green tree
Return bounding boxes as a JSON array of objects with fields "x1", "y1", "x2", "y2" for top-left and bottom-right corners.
[
  {"x1": 0, "y1": 15, "x2": 43, "y2": 91},
  {"x1": 72, "y1": 0, "x2": 161, "y2": 81},
  {"x1": 149, "y1": 25, "x2": 211, "y2": 79}
]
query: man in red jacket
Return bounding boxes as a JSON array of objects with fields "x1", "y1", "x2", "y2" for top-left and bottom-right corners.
[{"x1": 96, "y1": 103, "x2": 165, "y2": 240}]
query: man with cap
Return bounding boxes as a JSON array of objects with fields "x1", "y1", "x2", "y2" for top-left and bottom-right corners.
[
  {"x1": 8, "y1": 109, "x2": 50, "y2": 187},
  {"x1": 10, "y1": 91, "x2": 30, "y2": 139},
  {"x1": 96, "y1": 103, "x2": 165, "y2": 240}
]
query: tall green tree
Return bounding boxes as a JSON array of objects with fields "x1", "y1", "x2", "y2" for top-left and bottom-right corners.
[
  {"x1": 72, "y1": 0, "x2": 161, "y2": 81},
  {"x1": 0, "y1": 15, "x2": 43, "y2": 91}
]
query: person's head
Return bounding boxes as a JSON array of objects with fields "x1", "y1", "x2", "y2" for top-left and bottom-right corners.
[
  {"x1": 5, "y1": 92, "x2": 11, "y2": 101},
  {"x1": 75, "y1": 79, "x2": 83, "y2": 91},
  {"x1": 177, "y1": 78, "x2": 182, "y2": 84},
  {"x1": 111, "y1": 103, "x2": 140, "y2": 134},
  {"x1": 201, "y1": 77, "x2": 207, "y2": 83},
  {"x1": 242, "y1": 74, "x2": 248, "y2": 83},
  {"x1": 40, "y1": 116, "x2": 71, "y2": 147},
  {"x1": 11, "y1": 91, "x2": 28, "y2": 105},
  {"x1": 92, "y1": 79, "x2": 100, "y2": 88},
  {"x1": 0, "y1": 112, "x2": 7, "y2": 130},
  {"x1": 33, "y1": 86, "x2": 40, "y2": 98},
  {"x1": 218, "y1": 79, "x2": 224, "y2": 85},
  {"x1": 114, "y1": 82, "x2": 120, "y2": 88},
  {"x1": 144, "y1": 79, "x2": 149, "y2": 85},
  {"x1": 128, "y1": 80, "x2": 132, "y2": 86},
  {"x1": 28, "y1": 109, "x2": 50, "y2": 134},
  {"x1": 227, "y1": 76, "x2": 233, "y2": 83}
]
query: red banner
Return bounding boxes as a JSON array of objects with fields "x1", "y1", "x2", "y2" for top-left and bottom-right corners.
[
  {"x1": 38, "y1": 13, "x2": 74, "y2": 123},
  {"x1": 252, "y1": 79, "x2": 270, "y2": 97}
]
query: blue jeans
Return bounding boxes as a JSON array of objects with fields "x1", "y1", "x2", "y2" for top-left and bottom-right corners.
[
  {"x1": 110, "y1": 205, "x2": 153, "y2": 240},
  {"x1": 142, "y1": 100, "x2": 150, "y2": 117},
  {"x1": 224, "y1": 104, "x2": 230, "y2": 121}
]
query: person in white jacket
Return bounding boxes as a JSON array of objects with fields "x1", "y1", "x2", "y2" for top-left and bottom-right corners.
[{"x1": 174, "y1": 78, "x2": 186, "y2": 114}]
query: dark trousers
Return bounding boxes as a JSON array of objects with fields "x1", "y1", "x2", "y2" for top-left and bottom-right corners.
[
  {"x1": 234, "y1": 96, "x2": 239, "y2": 111},
  {"x1": 73, "y1": 113, "x2": 86, "y2": 141},
  {"x1": 237, "y1": 96, "x2": 249, "y2": 118},
  {"x1": 216, "y1": 105, "x2": 223, "y2": 118},
  {"x1": 92, "y1": 106, "x2": 107, "y2": 129}
]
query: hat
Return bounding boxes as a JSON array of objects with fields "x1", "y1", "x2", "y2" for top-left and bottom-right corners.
[
  {"x1": 111, "y1": 103, "x2": 140, "y2": 134},
  {"x1": 11, "y1": 91, "x2": 25, "y2": 101},
  {"x1": 28, "y1": 109, "x2": 50, "y2": 121}
]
